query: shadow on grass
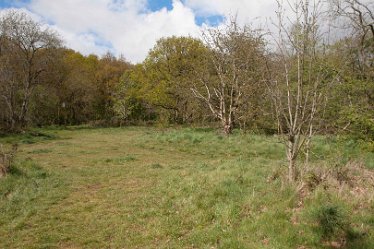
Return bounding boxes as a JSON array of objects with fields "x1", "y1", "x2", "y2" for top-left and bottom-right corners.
[
  {"x1": 0, "y1": 130, "x2": 60, "y2": 145},
  {"x1": 0, "y1": 158, "x2": 69, "y2": 231}
]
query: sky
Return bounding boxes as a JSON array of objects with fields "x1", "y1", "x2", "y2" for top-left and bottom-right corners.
[{"x1": 0, "y1": 0, "x2": 277, "y2": 63}]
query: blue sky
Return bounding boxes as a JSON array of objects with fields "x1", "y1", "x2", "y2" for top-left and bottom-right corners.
[
  {"x1": 146, "y1": 0, "x2": 223, "y2": 25},
  {"x1": 0, "y1": 0, "x2": 224, "y2": 26},
  {"x1": 0, "y1": 0, "x2": 274, "y2": 62},
  {"x1": 0, "y1": 0, "x2": 175, "y2": 12},
  {"x1": 148, "y1": 0, "x2": 173, "y2": 11},
  {"x1": 0, "y1": 0, "x2": 30, "y2": 8}
]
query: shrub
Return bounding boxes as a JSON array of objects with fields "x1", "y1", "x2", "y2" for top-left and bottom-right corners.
[
  {"x1": 301, "y1": 191, "x2": 355, "y2": 247},
  {"x1": 313, "y1": 204, "x2": 349, "y2": 240},
  {"x1": 0, "y1": 144, "x2": 18, "y2": 177}
]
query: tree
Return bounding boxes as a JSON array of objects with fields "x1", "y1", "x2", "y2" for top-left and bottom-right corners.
[
  {"x1": 266, "y1": 0, "x2": 337, "y2": 182},
  {"x1": 330, "y1": 0, "x2": 373, "y2": 44},
  {"x1": 191, "y1": 20, "x2": 267, "y2": 135},
  {"x1": 114, "y1": 36, "x2": 210, "y2": 124},
  {"x1": 0, "y1": 10, "x2": 61, "y2": 131},
  {"x1": 114, "y1": 64, "x2": 156, "y2": 123},
  {"x1": 54, "y1": 50, "x2": 98, "y2": 125},
  {"x1": 327, "y1": 0, "x2": 374, "y2": 140},
  {"x1": 94, "y1": 52, "x2": 131, "y2": 121},
  {"x1": 30, "y1": 49, "x2": 132, "y2": 126},
  {"x1": 143, "y1": 36, "x2": 209, "y2": 123}
]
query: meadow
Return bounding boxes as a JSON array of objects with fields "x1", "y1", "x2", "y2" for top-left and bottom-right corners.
[{"x1": 0, "y1": 127, "x2": 373, "y2": 249}]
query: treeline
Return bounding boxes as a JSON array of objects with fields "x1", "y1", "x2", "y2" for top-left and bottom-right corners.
[
  {"x1": 113, "y1": 0, "x2": 373, "y2": 139},
  {"x1": 0, "y1": 11, "x2": 131, "y2": 130},
  {"x1": 0, "y1": 1, "x2": 373, "y2": 140}
]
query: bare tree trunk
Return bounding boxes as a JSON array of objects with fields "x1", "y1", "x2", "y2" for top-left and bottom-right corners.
[
  {"x1": 304, "y1": 124, "x2": 313, "y2": 165},
  {"x1": 19, "y1": 91, "x2": 31, "y2": 129},
  {"x1": 10, "y1": 116, "x2": 17, "y2": 131},
  {"x1": 287, "y1": 136, "x2": 297, "y2": 182},
  {"x1": 4, "y1": 98, "x2": 19, "y2": 132},
  {"x1": 222, "y1": 118, "x2": 233, "y2": 135},
  {"x1": 288, "y1": 155, "x2": 296, "y2": 182}
]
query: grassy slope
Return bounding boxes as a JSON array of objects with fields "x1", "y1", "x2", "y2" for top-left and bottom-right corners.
[{"x1": 0, "y1": 127, "x2": 373, "y2": 249}]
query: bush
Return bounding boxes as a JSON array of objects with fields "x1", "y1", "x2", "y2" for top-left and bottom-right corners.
[
  {"x1": 0, "y1": 144, "x2": 18, "y2": 177},
  {"x1": 313, "y1": 204, "x2": 349, "y2": 240},
  {"x1": 300, "y1": 190, "x2": 355, "y2": 247}
]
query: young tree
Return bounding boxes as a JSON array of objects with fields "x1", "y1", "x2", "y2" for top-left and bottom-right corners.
[
  {"x1": 0, "y1": 10, "x2": 61, "y2": 131},
  {"x1": 191, "y1": 21, "x2": 267, "y2": 135},
  {"x1": 266, "y1": 0, "x2": 337, "y2": 182}
]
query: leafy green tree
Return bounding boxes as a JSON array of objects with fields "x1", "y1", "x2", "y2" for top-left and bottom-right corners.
[
  {"x1": 115, "y1": 36, "x2": 210, "y2": 124},
  {"x1": 114, "y1": 64, "x2": 155, "y2": 123},
  {"x1": 94, "y1": 52, "x2": 131, "y2": 121}
]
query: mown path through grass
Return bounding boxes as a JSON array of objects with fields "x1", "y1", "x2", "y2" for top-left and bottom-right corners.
[{"x1": 1, "y1": 127, "x2": 373, "y2": 249}]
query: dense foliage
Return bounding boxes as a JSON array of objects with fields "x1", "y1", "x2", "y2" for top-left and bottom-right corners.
[
  {"x1": 0, "y1": 11, "x2": 131, "y2": 131},
  {"x1": 0, "y1": 3, "x2": 372, "y2": 140}
]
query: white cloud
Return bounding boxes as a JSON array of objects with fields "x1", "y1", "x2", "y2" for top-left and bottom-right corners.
[
  {"x1": 25, "y1": 0, "x2": 202, "y2": 63},
  {"x1": 113, "y1": 0, "x2": 200, "y2": 63},
  {"x1": 0, "y1": 7, "x2": 42, "y2": 22},
  {"x1": 184, "y1": 0, "x2": 277, "y2": 25},
  {"x1": 2, "y1": 0, "x2": 282, "y2": 63}
]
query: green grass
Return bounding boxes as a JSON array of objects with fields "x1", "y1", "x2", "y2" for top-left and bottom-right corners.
[{"x1": 0, "y1": 127, "x2": 373, "y2": 248}]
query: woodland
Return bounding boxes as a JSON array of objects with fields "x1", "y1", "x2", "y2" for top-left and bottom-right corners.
[{"x1": 0, "y1": 0, "x2": 373, "y2": 248}]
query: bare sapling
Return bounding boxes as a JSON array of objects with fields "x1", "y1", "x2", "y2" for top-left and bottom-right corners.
[{"x1": 266, "y1": 0, "x2": 337, "y2": 182}]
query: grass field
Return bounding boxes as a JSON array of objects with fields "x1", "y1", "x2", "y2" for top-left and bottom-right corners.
[{"x1": 1, "y1": 127, "x2": 373, "y2": 249}]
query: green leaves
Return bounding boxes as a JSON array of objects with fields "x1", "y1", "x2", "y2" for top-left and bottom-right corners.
[{"x1": 114, "y1": 36, "x2": 210, "y2": 124}]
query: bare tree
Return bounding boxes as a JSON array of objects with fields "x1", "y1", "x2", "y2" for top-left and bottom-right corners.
[
  {"x1": 191, "y1": 20, "x2": 266, "y2": 135},
  {"x1": 327, "y1": 0, "x2": 373, "y2": 136},
  {"x1": 330, "y1": 0, "x2": 373, "y2": 40},
  {"x1": 329, "y1": 0, "x2": 373, "y2": 78},
  {"x1": 0, "y1": 10, "x2": 61, "y2": 131},
  {"x1": 266, "y1": 0, "x2": 337, "y2": 182}
]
